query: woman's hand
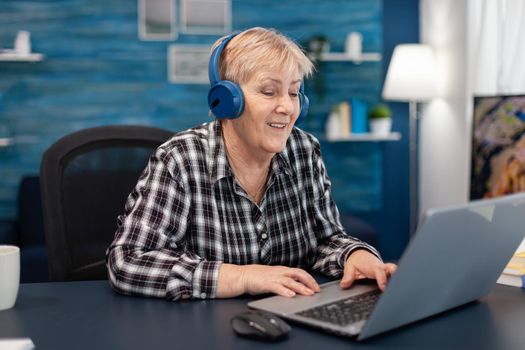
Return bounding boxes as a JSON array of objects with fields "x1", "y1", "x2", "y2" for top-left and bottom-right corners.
[
  {"x1": 217, "y1": 263, "x2": 320, "y2": 298},
  {"x1": 241, "y1": 264, "x2": 321, "y2": 297},
  {"x1": 340, "y1": 249, "x2": 397, "y2": 291}
]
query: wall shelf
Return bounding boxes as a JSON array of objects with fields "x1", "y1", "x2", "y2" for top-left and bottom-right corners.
[
  {"x1": 0, "y1": 51, "x2": 44, "y2": 62},
  {"x1": 326, "y1": 132, "x2": 401, "y2": 142},
  {"x1": 311, "y1": 52, "x2": 381, "y2": 63}
]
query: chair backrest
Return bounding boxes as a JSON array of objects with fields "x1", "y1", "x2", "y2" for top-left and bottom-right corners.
[{"x1": 40, "y1": 125, "x2": 173, "y2": 281}]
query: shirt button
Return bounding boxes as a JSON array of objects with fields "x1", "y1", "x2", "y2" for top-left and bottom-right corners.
[
  {"x1": 261, "y1": 233, "x2": 268, "y2": 239},
  {"x1": 200, "y1": 292, "x2": 207, "y2": 298}
]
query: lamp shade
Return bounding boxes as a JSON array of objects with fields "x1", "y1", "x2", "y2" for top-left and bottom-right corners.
[{"x1": 382, "y1": 44, "x2": 438, "y2": 102}]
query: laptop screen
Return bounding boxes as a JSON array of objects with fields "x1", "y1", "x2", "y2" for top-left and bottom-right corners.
[{"x1": 470, "y1": 95, "x2": 525, "y2": 200}]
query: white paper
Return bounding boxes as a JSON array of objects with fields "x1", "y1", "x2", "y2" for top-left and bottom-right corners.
[{"x1": 0, "y1": 338, "x2": 35, "y2": 350}]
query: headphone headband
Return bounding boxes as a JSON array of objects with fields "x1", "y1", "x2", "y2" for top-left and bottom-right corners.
[{"x1": 208, "y1": 33, "x2": 239, "y2": 85}]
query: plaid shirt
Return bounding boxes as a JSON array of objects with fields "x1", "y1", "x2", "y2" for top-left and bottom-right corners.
[{"x1": 106, "y1": 121, "x2": 380, "y2": 301}]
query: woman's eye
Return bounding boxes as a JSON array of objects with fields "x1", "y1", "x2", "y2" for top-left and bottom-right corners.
[
  {"x1": 290, "y1": 92, "x2": 299, "y2": 98},
  {"x1": 262, "y1": 91, "x2": 274, "y2": 96}
]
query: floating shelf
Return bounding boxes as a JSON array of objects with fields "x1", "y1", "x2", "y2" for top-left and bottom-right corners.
[
  {"x1": 326, "y1": 132, "x2": 401, "y2": 142},
  {"x1": 0, "y1": 51, "x2": 44, "y2": 62},
  {"x1": 311, "y1": 52, "x2": 381, "y2": 62}
]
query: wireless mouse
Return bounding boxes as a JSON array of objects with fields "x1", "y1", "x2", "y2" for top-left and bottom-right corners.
[{"x1": 231, "y1": 310, "x2": 291, "y2": 341}]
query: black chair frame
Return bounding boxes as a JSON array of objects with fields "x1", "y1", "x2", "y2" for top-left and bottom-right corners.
[{"x1": 40, "y1": 125, "x2": 173, "y2": 281}]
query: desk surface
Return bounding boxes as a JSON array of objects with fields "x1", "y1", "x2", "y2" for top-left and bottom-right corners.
[{"x1": 0, "y1": 281, "x2": 524, "y2": 350}]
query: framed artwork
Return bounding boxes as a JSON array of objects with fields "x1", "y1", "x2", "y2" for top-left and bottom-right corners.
[
  {"x1": 180, "y1": 0, "x2": 231, "y2": 35},
  {"x1": 138, "y1": 0, "x2": 177, "y2": 41},
  {"x1": 470, "y1": 95, "x2": 525, "y2": 199},
  {"x1": 168, "y1": 44, "x2": 210, "y2": 84}
]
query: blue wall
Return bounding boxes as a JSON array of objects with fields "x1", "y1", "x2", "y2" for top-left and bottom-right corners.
[
  {"x1": 0, "y1": 0, "x2": 419, "y2": 260},
  {"x1": 371, "y1": 0, "x2": 419, "y2": 259}
]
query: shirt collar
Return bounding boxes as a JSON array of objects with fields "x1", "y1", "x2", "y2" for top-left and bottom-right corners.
[{"x1": 208, "y1": 120, "x2": 295, "y2": 184}]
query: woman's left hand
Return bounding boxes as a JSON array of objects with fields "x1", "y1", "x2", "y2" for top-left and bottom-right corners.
[{"x1": 340, "y1": 249, "x2": 397, "y2": 291}]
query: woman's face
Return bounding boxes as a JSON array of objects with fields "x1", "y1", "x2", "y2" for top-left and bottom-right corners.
[{"x1": 226, "y1": 69, "x2": 302, "y2": 160}]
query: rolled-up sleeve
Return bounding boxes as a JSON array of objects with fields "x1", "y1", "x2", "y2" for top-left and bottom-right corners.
[
  {"x1": 309, "y1": 140, "x2": 381, "y2": 277},
  {"x1": 106, "y1": 148, "x2": 221, "y2": 301}
]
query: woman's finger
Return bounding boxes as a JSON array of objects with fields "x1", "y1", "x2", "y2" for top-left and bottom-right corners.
[
  {"x1": 271, "y1": 283, "x2": 297, "y2": 298},
  {"x1": 288, "y1": 268, "x2": 320, "y2": 292},
  {"x1": 385, "y1": 263, "x2": 397, "y2": 277},
  {"x1": 282, "y1": 277, "x2": 315, "y2": 296},
  {"x1": 374, "y1": 267, "x2": 388, "y2": 291},
  {"x1": 340, "y1": 263, "x2": 357, "y2": 289}
]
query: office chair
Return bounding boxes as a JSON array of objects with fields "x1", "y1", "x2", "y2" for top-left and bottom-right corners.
[{"x1": 40, "y1": 125, "x2": 173, "y2": 281}]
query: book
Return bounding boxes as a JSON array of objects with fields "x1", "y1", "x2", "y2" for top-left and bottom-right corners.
[
  {"x1": 496, "y1": 239, "x2": 525, "y2": 288},
  {"x1": 338, "y1": 101, "x2": 351, "y2": 138},
  {"x1": 497, "y1": 266, "x2": 525, "y2": 288},
  {"x1": 350, "y1": 98, "x2": 367, "y2": 134},
  {"x1": 508, "y1": 251, "x2": 525, "y2": 266},
  {"x1": 507, "y1": 238, "x2": 525, "y2": 268}
]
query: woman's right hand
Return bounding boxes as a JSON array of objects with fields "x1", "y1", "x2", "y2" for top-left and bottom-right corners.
[
  {"x1": 217, "y1": 263, "x2": 320, "y2": 298},
  {"x1": 240, "y1": 264, "x2": 320, "y2": 297}
]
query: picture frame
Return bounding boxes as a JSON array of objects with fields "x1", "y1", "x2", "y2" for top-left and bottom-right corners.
[
  {"x1": 138, "y1": 0, "x2": 178, "y2": 41},
  {"x1": 168, "y1": 44, "x2": 211, "y2": 84},
  {"x1": 180, "y1": 0, "x2": 231, "y2": 35}
]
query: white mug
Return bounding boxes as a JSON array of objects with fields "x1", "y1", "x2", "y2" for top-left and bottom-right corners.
[{"x1": 0, "y1": 245, "x2": 20, "y2": 311}]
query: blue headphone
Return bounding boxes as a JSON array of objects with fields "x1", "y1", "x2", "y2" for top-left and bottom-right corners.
[{"x1": 207, "y1": 32, "x2": 309, "y2": 124}]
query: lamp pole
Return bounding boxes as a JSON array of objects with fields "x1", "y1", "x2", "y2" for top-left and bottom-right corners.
[
  {"x1": 381, "y1": 44, "x2": 438, "y2": 237},
  {"x1": 409, "y1": 101, "x2": 418, "y2": 235}
]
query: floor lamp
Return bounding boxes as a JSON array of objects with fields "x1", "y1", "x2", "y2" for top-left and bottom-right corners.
[{"x1": 382, "y1": 44, "x2": 438, "y2": 235}]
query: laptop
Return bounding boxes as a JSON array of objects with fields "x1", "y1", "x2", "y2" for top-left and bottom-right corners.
[{"x1": 248, "y1": 193, "x2": 525, "y2": 340}]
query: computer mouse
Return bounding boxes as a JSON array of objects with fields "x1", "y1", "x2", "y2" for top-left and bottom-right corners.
[{"x1": 231, "y1": 310, "x2": 291, "y2": 341}]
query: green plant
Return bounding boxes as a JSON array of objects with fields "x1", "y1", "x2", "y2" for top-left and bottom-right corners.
[
  {"x1": 306, "y1": 34, "x2": 330, "y2": 103},
  {"x1": 308, "y1": 34, "x2": 330, "y2": 61},
  {"x1": 368, "y1": 104, "x2": 392, "y2": 120}
]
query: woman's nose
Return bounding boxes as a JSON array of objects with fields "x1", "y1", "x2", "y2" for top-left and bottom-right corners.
[{"x1": 276, "y1": 94, "x2": 295, "y2": 115}]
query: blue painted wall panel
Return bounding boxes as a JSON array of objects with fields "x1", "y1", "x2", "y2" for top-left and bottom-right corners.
[
  {"x1": 0, "y1": 0, "x2": 412, "y2": 258},
  {"x1": 0, "y1": 0, "x2": 383, "y2": 217}
]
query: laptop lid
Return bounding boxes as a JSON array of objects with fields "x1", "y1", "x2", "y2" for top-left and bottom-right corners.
[{"x1": 358, "y1": 192, "x2": 525, "y2": 340}]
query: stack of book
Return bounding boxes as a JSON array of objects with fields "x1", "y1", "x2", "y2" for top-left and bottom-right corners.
[
  {"x1": 497, "y1": 239, "x2": 525, "y2": 288},
  {"x1": 325, "y1": 99, "x2": 367, "y2": 141}
]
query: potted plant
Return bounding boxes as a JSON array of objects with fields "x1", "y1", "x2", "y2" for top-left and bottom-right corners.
[
  {"x1": 368, "y1": 104, "x2": 392, "y2": 135},
  {"x1": 308, "y1": 34, "x2": 330, "y2": 61},
  {"x1": 306, "y1": 34, "x2": 330, "y2": 102}
]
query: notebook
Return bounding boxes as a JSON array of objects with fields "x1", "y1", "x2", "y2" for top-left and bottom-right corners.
[{"x1": 248, "y1": 193, "x2": 525, "y2": 340}]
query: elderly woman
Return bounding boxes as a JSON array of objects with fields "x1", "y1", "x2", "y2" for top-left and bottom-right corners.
[{"x1": 106, "y1": 27, "x2": 396, "y2": 301}]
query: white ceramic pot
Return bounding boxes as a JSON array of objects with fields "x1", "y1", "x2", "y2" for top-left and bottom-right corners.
[{"x1": 369, "y1": 118, "x2": 392, "y2": 136}]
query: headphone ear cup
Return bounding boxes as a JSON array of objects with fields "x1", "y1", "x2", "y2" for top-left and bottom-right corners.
[
  {"x1": 207, "y1": 80, "x2": 245, "y2": 119},
  {"x1": 296, "y1": 92, "x2": 309, "y2": 124}
]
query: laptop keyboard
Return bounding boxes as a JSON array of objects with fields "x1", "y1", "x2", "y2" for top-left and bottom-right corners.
[{"x1": 295, "y1": 289, "x2": 381, "y2": 326}]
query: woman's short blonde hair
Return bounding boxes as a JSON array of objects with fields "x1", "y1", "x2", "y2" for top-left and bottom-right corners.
[{"x1": 211, "y1": 27, "x2": 314, "y2": 85}]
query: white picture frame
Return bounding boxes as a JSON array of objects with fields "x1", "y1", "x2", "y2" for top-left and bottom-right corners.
[
  {"x1": 138, "y1": 0, "x2": 178, "y2": 41},
  {"x1": 168, "y1": 44, "x2": 211, "y2": 84},
  {"x1": 180, "y1": 0, "x2": 232, "y2": 35}
]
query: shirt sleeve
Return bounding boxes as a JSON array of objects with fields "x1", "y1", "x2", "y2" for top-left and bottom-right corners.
[
  {"x1": 308, "y1": 140, "x2": 382, "y2": 278},
  {"x1": 106, "y1": 148, "x2": 221, "y2": 301}
]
